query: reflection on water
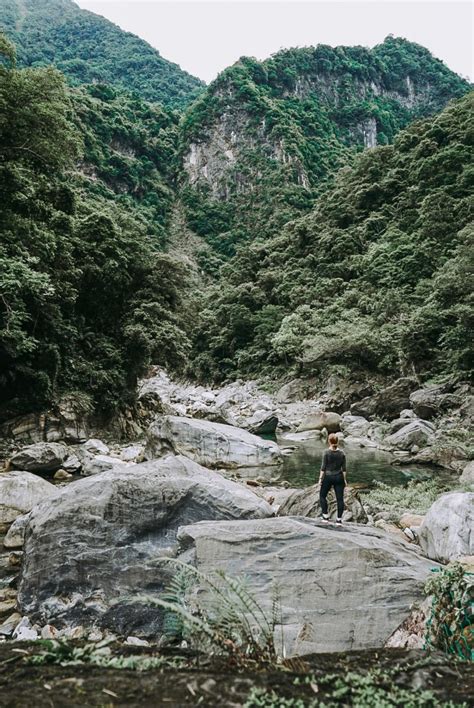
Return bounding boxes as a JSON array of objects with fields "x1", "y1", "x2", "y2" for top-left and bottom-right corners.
[{"x1": 275, "y1": 437, "x2": 433, "y2": 489}]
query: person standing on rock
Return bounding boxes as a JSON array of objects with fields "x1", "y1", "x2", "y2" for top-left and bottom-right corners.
[{"x1": 319, "y1": 433, "x2": 347, "y2": 525}]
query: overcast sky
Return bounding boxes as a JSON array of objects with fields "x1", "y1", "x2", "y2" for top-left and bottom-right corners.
[{"x1": 76, "y1": 0, "x2": 473, "y2": 83}]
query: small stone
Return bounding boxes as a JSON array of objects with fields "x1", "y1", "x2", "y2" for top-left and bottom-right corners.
[
  {"x1": 120, "y1": 445, "x2": 144, "y2": 463},
  {"x1": 84, "y1": 439, "x2": 110, "y2": 456},
  {"x1": 3, "y1": 513, "x2": 29, "y2": 549},
  {"x1": 125, "y1": 636, "x2": 149, "y2": 646},
  {"x1": 53, "y1": 469, "x2": 73, "y2": 481},
  {"x1": 63, "y1": 625, "x2": 85, "y2": 639},
  {"x1": 15, "y1": 626, "x2": 38, "y2": 641},
  {"x1": 411, "y1": 444, "x2": 420, "y2": 454},
  {"x1": 88, "y1": 628, "x2": 104, "y2": 642},
  {"x1": 399, "y1": 513, "x2": 425, "y2": 528},
  {"x1": 41, "y1": 624, "x2": 58, "y2": 639},
  {"x1": 62, "y1": 454, "x2": 82, "y2": 473},
  {"x1": 8, "y1": 551, "x2": 23, "y2": 566},
  {"x1": 0, "y1": 612, "x2": 21, "y2": 636},
  {"x1": 0, "y1": 599, "x2": 16, "y2": 616},
  {"x1": 403, "y1": 528, "x2": 416, "y2": 541}
]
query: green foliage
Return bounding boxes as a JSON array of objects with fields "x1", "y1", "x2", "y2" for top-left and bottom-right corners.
[
  {"x1": 245, "y1": 666, "x2": 467, "y2": 707},
  {"x1": 179, "y1": 37, "x2": 469, "y2": 260},
  {"x1": 137, "y1": 559, "x2": 282, "y2": 667},
  {"x1": 0, "y1": 44, "x2": 191, "y2": 421},
  {"x1": 191, "y1": 93, "x2": 474, "y2": 384},
  {"x1": 362, "y1": 480, "x2": 452, "y2": 515},
  {"x1": 26, "y1": 638, "x2": 187, "y2": 671},
  {"x1": 0, "y1": 0, "x2": 203, "y2": 108},
  {"x1": 425, "y1": 564, "x2": 474, "y2": 662}
]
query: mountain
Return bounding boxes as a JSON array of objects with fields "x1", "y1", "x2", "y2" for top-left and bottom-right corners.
[
  {"x1": 191, "y1": 92, "x2": 474, "y2": 385},
  {"x1": 0, "y1": 0, "x2": 204, "y2": 108},
  {"x1": 178, "y1": 37, "x2": 470, "y2": 262}
]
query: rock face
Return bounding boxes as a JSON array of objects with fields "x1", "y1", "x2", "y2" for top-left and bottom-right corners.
[
  {"x1": 350, "y1": 378, "x2": 416, "y2": 421},
  {"x1": 145, "y1": 416, "x2": 282, "y2": 469},
  {"x1": 418, "y1": 492, "x2": 474, "y2": 563},
  {"x1": 278, "y1": 484, "x2": 367, "y2": 523},
  {"x1": 383, "y1": 420, "x2": 435, "y2": 451},
  {"x1": 409, "y1": 385, "x2": 462, "y2": 420},
  {"x1": 10, "y1": 443, "x2": 69, "y2": 473},
  {"x1": 18, "y1": 455, "x2": 273, "y2": 631},
  {"x1": 3, "y1": 513, "x2": 30, "y2": 548},
  {"x1": 460, "y1": 461, "x2": 474, "y2": 487},
  {"x1": 297, "y1": 411, "x2": 341, "y2": 433},
  {"x1": 177, "y1": 517, "x2": 438, "y2": 655},
  {"x1": 0, "y1": 472, "x2": 58, "y2": 524}
]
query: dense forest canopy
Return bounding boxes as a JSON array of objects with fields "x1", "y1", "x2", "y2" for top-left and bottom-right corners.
[
  {"x1": 0, "y1": 35, "x2": 190, "y2": 421},
  {"x1": 0, "y1": 0, "x2": 204, "y2": 108},
  {"x1": 191, "y1": 93, "x2": 474, "y2": 385}
]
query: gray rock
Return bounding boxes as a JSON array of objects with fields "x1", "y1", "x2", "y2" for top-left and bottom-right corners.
[
  {"x1": 383, "y1": 420, "x2": 435, "y2": 451},
  {"x1": 419, "y1": 492, "x2": 474, "y2": 563},
  {"x1": 278, "y1": 484, "x2": 367, "y2": 523},
  {"x1": 84, "y1": 439, "x2": 110, "y2": 456},
  {"x1": 176, "y1": 517, "x2": 439, "y2": 655},
  {"x1": 145, "y1": 416, "x2": 282, "y2": 469},
  {"x1": 297, "y1": 411, "x2": 341, "y2": 434},
  {"x1": 350, "y1": 378, "x2": 417, "y2": 421},
  {"x1": 409, "y1": 385, "x2": 462, "y2": 420},
  {"x1": 62, "y1": 454, "x2": 82, "y2": 473},
  {"x1": 18, "y1": 455, "x2": 273, "y2": 631},
  {"x1": 460, "y1": 460, "x2": 474, "y2": 487},
  {"x1": 10, "y1": 442, "x2": 69, "y2": 473},
  {"x1": 0, "y1": 612, "x2": 21, "y2": 636},
  {"x1": 276, "y1": 379, "x2": 318, "y2": 404},
  {"x1": 340, "y1": 415, "x2": 371, "y2": 438},
  {"x1": 0, "y1": 471, "x2": 58, "y2": 524},
  {"x1": 247, "y1": 412, "x2": 279, "y2": 436},
  {"x1": 3, "y1": 513, "x2": 30, "y2": 548},
  {"x1": 80, "y1": 454, "x2": 128, "y2": 476},
  {"x1": 120, "y1": 445, "x2": 144, "y2": 463}
]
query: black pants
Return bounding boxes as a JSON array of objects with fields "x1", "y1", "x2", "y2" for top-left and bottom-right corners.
[{"x1": 320, "y1": 473, "x2": 345, "y2": 519}]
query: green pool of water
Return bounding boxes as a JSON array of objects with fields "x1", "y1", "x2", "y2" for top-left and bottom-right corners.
[{"x1": 275, "y1": 438, "x2": 433, "y2": 489}]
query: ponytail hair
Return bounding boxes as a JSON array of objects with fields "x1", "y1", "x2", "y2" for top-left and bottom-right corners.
[{"x1": 328, "y1": 433, "x2": 338, "y2": 447}]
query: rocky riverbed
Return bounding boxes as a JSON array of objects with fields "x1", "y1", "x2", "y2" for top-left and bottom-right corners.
[{"x1": 0, "y1": 369, "x2": 473, "y2": 701}]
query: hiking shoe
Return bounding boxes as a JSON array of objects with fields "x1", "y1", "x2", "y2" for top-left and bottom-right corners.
[
  {"x1": 321, "y1": 515, "x2": 329, "y2": 524},
  {"x1": 336, "y1": 518, "x2": 343, "y2": 526}
]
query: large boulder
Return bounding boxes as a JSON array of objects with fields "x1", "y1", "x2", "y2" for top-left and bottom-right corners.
[
  {"x1": 177, "y1": 517, "x2": 439, "y2": 655},
  {"x1": 18, "y1": 455, "x2": 273, "y2": 632},
  {"x1": 409, "y1": 385, "x2": 463, "y2": 420},
  {"x1": 145, "y1": 416, "x2": 282, "y2": 469},
  {"x1": 276, "y1": 379, "x2": 319, "y2": 404},
  {"x1": 0, "y1": 471, "x2": 58, "y2": 524},
  {"x1": 419, "y1": 492, "x2": 474, "y2": 563},
  {"x1": 350, "y1": 378, "x2": 417, "y2": 421},
  {"x1": 297, "y1": 411, "x2": 341, "y2": 434},
  {"x1": 10, "y1": 442, "x2": 69, "y2": 473},
  {"x1": 383, "y1": 420, "x2": 435, "y2": 451},
  {"x1": 278, "y1": 484, "x2": 367, "y2": 523}
]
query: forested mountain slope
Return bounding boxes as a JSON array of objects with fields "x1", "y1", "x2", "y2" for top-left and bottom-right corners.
[
  {"x1": 191, "y1": 92, "x2": 473, "y2": 385},
  {"x1": 0, "y1": 0, "x2": 204, "y2": 108},
  {"x1": 179, "y1": 37, "x2": 470, "y2": 264},
  {"x1": 0, "y1": 36, "x2": 190, "y2": 422}
]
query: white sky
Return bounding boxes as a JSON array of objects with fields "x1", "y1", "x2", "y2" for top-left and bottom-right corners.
[{"x1": 76, "y1": 0, "x2": 474, "y2": 83}]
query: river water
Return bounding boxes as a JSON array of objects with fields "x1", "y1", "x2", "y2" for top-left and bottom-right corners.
[{"x1": 256, "y1": 436, "x2": 437, "y2": 489}]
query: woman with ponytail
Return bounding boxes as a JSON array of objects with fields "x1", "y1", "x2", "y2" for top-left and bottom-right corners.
[{"x1": 319, "y1": 433, "x2": 347, "y2": 525}]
